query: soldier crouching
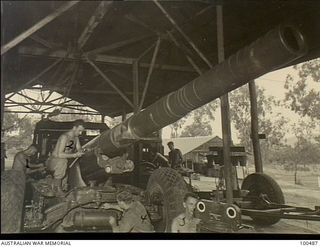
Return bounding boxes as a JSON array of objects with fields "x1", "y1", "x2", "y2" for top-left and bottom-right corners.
[{"x1": 102, "y1": 191, "x2": 154, "y2": 232}]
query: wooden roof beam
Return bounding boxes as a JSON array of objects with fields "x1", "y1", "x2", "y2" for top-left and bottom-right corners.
[
  {"x1": 5, "y1": 58, "x2": 63, "y2": 100},
  {"x1": 17, "y1": 88, "x2": 135, "y2": 96},
  {"x1": 86, "y1": 34, "x2": 154, "y2": 55},
  {"x1": 4, "y1": 110, "x2": 101, "y2": 116},
  {"x1": 139, "y1": 37, "x2": 161, "y2": 111},
  {"x1": 1, "y1": 1, "x2": 80, "y2": 55},
  {"x1": 86, "y1": 58, "x2": 134, "y2": 108},
  {"x1": 167, "y1": 31, "x2": 202, "y2": 75},
  {"x1": 18, "y1": 46, "x2": 196, "y2": 73},
  {"x1": 153, "y1": 0, "x2": 213, "y2": 69},
  {"x1": 30, "y1": 34, "x2": 60, "y2": 49},
  {"x1": 78, "y1": 1, "x2": 112, "y2": 49}
]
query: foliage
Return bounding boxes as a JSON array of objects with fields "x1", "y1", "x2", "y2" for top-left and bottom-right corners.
[
  {"x1": 267, "y1": 141, "x2": 320, "y2": 167},
  {"x1": 175, "y1": 100, "x2": 219, "y2": 137},
  {"x1": 2, "y1": 110, "x2": 35, "y2": 150},
  {"x1": 284, "y1": 58, "x2": 320, "y2": 120},
  {"x1": 229, "y1": 84, "x2": 287, "y2": 152},
  {"x1": 2, "y1": 107, "x2": 102, "y2": 151},
  {"x1": 266, "y1": 119, "x2": 320, "y2": 167},
  {"x1": 180, "y1": 118, "x2": 212, "y2": 137},
  {"x1": 170, "y1": 117, "x2": 187, "y2": 138}
]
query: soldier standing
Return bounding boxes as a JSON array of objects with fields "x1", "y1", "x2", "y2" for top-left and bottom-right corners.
[
  {"x1": 167, "y1": 141, "x2": 183, "y2": 169},
  {"x1": 46, "y1": 119, "x2": 85, "y2": 196}
]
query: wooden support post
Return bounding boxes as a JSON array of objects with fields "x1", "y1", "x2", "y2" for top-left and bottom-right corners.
[
  {"x1": 1, "y1": 1, "x2": 80, "y2": 55},
  {"x1": 249, "y1": 80, "x2": 263, "y2": 173},
  {"x1": 216, "y1": 5, "x2": 234, "y2": 205},
  {"x1": 139, "y1": 37, "x2": 161, "y2": 111},
  {"x1": 153, "y1": 0, "x2": 213, "y2": 69},
  {"x1": 78, "y1": 1, "x2": 112, "y2": 49},
  {"x1": 133, "y1": 60, "x2": 139, "y2": 113},
  {"x1": 87, "y1": 58, "x2": 134, "y2": 108}
]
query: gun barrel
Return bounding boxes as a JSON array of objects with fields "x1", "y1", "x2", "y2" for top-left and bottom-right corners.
[{"x1": 98, "y1": 24, "x2": 307, "y2": 157}]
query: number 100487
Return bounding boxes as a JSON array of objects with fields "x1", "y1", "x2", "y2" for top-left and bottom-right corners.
[{"x1": 300, "y1": 241, "x2": 318, "y2": 246}]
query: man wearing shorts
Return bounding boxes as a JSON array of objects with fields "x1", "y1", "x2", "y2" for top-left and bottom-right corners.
[{"x1": 46, "y1": 119, "x2": 85, "y2": 196}]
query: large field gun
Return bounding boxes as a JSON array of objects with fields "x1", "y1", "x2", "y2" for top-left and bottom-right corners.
[
  {"x1": 78, "y1": 24, "x2": 307, "y2": 184},
  {"x1": 99, "y1": 24, "x2": 306, "y2": 154}
]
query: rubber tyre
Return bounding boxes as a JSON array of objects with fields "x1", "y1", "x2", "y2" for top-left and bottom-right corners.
[
  {"x1": 146, "y1": 168, "x2": 189, "y2": 232},
  {"x1": 1, "y1": 170, "x2": 26, "y2": 233},
  {"x1": 241, "y1": 173, "x2": 285, "y2": 226}
]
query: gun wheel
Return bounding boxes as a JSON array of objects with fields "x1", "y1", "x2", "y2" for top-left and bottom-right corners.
[
  {"x1": 146, "y1": 168, "x2": 189, "y2": 232},
  {"x1": 241, "y1": 173, "x2": 285, "y2": 226}
]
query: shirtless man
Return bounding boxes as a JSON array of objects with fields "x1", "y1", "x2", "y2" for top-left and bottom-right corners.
[
  {"x1": 12, "y1": 144, "x2": 44, "y2": 175},
  {"x1": 102, "y1": 191, "x2": 154, "y2": 232},
  {"x1": 46, "y1": 119, "x2": 85, "y2": 196},
  {"x1": 171, "y1": 192, "x2": 201, "y2": 233}
]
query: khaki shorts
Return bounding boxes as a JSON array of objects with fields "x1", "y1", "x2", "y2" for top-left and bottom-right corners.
[{"x1": 46, "y1": 157, "x2": 68, "y2": 179}]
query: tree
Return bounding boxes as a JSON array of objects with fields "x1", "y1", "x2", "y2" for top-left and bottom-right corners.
[
  {"x1": 284, "y1": 58, "x2": 320, "y2": 120},
  {"x1": 178, "y1": 101, "x2": 219, "y2": 137},
  {"x1": 267, "y1": 119, "x2": 320, "y2": 184},
  {"x1": 2, "y1": 110, "x2": 35, "y2": 150},
  {"x1": 180, "y1": 118, "x2": 212, "y2": 137},
  {"x1": 2, "y1": 110, "x2": 20, "y2": 133},
  {"x1": 170, "y1": 118, "x2": 187, "y2": 138},
  {"x1": 229, "y1": 85, "x2": 287, "y2": 153}
]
